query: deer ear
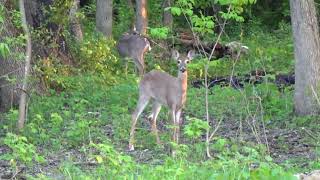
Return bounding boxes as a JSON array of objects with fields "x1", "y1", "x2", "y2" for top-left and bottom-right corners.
[
  {"x1": 187, "y1": 50, "x2": 196, "y2": 60},
  {"x1": 171, "y1": 50, "x2": 180, "y2": 60}
]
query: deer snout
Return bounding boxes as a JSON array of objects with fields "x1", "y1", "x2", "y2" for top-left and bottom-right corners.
[{"x1": 180, "y1": 67, "x2": 186, "y2": 73}]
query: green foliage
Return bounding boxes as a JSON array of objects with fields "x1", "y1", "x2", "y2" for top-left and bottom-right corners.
[
  {"x1": 9, "y1": 9, "x2": 22, "y2": 29},
  {"x1": 249, "y1": 0, "x2": 290, "y2": 29},
  {"x1": 187, "y1": 83, "x2": 293, "y2": 124},
  {"x1": 0, "y1": 42, "x2": 10, "y2": 58},
  {"x1": 147, "y1": 0, "x2": 164, "y2": 28},
  {"x1": 78, "y1": 36, "x2": 122, "y2": 84},
  {"x1": 48, "y1": 0, "x2": 73, "y2": 26},
  {"x1": 184, "y1": 117, "x2": 209, "y2": 139},
  {"x1": 1, "y1": 133, "x2": 45, "y2": 166},
  {"x1": 53, "y1": 140, "x2": 296, "y2": 179},
  {"x1": 0, "y1": 4, "x2": 4, "y2": 24},
  {"x1": 113, "y1": 0, "x2": 135, "y2": 38},
  {"x1": 186, "y1": 26, "x2": 293, "y2": 80},
  {"x1": 150, "y1": 27, "x2": 170, "y2": 39},
  {"x1": 89, "y1": 142, "x2": 134, "y2": 175},
  {"x1": 191, "y1": 14, "x2": 215, "y2": 35},
  {"x1": 65, "y1": 119, "x2": 91, "y2": 147}
]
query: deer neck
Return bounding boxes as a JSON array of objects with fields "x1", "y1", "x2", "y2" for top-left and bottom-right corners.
[{"x1": 178, "y1": 71, "x2": 188, "y2": 105}]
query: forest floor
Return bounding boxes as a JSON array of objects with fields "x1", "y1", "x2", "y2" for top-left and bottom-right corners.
[{"x1": 0, "y1": 108, "x2": 318, "y2": 179}]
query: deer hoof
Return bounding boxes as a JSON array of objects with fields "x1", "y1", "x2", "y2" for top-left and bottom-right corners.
[
  {"x1": 171, "y1": 150, "x2": 177, "y2": 157},
  {"x1": 128, "y1": 144, "x2": 135, "y2": 151}
]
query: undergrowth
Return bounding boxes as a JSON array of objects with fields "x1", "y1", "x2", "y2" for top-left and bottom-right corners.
[{"x1": 0, "y1": 72, "x2": 317, "y2": 178}]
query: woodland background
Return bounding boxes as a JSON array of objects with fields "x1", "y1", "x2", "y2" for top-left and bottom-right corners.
[{"x1": 0, "y1": 0, "x2": 319, "y2": 179}]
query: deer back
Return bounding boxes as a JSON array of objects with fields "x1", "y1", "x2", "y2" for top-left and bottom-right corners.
[
  {"x1": 117, "y1": 33, "x2": 151, "y2": 60},
  {"x1": 141, "y1": 71, "x2": 181, "y2": 107},
  {"x1": 138, "y1": 50, "x2": 195, "y2": 109}
]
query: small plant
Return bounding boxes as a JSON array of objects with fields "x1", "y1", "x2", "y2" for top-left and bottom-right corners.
[
  {"x1": 184, "y1": 116, "x2": 209, "y2": 139},
  {"x1": 1, "y1": 133, "x2": 45, "y2": 166},
  {"x1": 89, "y1": 142, "x2": 134, "y2": 176},
  {"x1": 65, "y1": 119, "x2": 91, "y2": 146},
  {"x1": 78, "y1": 36, "x2": 121, "y2": 84}
]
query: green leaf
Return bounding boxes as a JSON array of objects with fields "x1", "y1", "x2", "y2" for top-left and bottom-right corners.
[
  {"x1": 171, "y1": 7, "x2": 181, "y2": 16},
  {"x1": 96, "y1": 155, "x2": 103, "y2": 163},
  {"x1": 0, "y1": 43, "x2": 10, "y2": 58}
]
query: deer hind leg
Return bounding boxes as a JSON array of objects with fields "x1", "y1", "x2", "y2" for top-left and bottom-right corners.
[
  {"x1": 129, "y1": 95, "x2": 150, "y2": 151},
  {"x1": 133, "y1": 57, "x2": 144, "y2": 76},
  {"x1": 125, "y1": 60, "x2": 128, "y2": 76},
  {"x1": 150, "y1": 101, "x2": 162, "y2": 144}
]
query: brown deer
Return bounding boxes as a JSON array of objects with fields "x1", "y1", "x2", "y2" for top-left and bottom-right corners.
[
  {"x1": 128, "y1": 50, "x2": 195, "y2": 151},
  {"x1": 117, "y1": 31, "x2": 151, "y2": 76}
]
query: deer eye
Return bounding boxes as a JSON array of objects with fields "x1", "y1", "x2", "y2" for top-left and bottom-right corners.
[
  {"x1": 177, "y1": 60, "x2": 181, "y2": 64},
  {"x1": 186, "y1": 60, "x2": 190, "y2": 64}
]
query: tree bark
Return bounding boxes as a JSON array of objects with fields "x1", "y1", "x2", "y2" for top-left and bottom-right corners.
[
  {"x1": 135, "y1": 0, "x2": 147, "y2": 35},
  {"x1": 163, "y1": 0, "x2": 172, "y2": 29},
  {"x1": 127, "y1": 0, "x2": 136, "y2": 30},
  {"x1": 69, "y1": 0, "x2": 83, "y2": 41},
  {"x1": 290, "y1": 0, "x2": 320, "y2": 115},
  {"x1": 96, "y1": 0, "x2": 113, "y2": 37},
  {"x1": 18, "y1": 0, "x2": 32, "y2": 130}
]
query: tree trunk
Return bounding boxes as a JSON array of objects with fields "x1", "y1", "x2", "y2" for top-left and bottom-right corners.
[
  {"x1": 127, "y1": 0, "x2": 136, "y2": 30},
  {"x1": 128, "y1": 0, "x2": 134, "y2": 9},
  {"x1": 69, "y1": 0, "x2": 83, "y2": 41},
  {"x1": 18, "y1": 0, "x2": 32, "y2": 130},
  {"x1": 135, "y1": 0, "x2": 147, "y2": 35},
  {"x1": 163, "y1": 0, "x2": 172, "y2": 29},
  {"x1": 96, "y1": 0, "x2": 113, "y2": 37},
  {"x1": 290, "y1": 0, "x2": 320, "y2": 115}
]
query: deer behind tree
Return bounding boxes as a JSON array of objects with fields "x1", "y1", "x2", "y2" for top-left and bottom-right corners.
[{"x1": 117, "y1": 32, "x2": 151, "y2": 76}]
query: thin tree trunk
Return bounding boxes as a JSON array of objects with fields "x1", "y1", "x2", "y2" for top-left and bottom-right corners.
[
  {"x1": 69, "y1": 0, "x2": 83, "y2": 41},
  {"x1": 290, "y1": 0, "x2": 320, "y2": 115},
  {"x1": 18, "y1": 0, "x2": 32, "y2": 130},
  {"x1": 135, "y1": 0, "x2": 147, "y2": 35},
  {"x1": 127, "y1": 0, "x2": 136, "y2": 30},
  {"x1": 96, "y1": 0, "x2": 112, "y2": 37},
  {"x1": 128, "y1": 0, "x2": 134, "y2": 9},
  {"x1": 163, "y1": 0, "x2": 172, "y2": 29}
]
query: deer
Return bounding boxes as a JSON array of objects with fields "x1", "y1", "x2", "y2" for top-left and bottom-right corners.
[
  {"x1": 117, "y1": 31, "x2": 151, "y2": 76},
  {"x1": 128, "y1": 50, "x2": 195, "y2": 152}
]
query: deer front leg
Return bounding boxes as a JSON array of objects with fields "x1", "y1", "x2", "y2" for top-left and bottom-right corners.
[
  {"x1": 175, "y1": 110, "x2": 182, "y2": 144},
  {"x1": 171, "y1": 109, "x2": 177, "y2": 143}
]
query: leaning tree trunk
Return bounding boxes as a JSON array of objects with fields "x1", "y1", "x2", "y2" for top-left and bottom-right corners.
[
  {"x1": 96, "y1": 0, "x2": 113, "y2": 37},
  {"x1": 290, "y1": 0, "x2": 320, "y2": 115},
  {"x1": 163, "y1": 0, "x2": 172, "y2": 29},
  {"x1": 135, "y1": 0, "x2": 147, "y2": 35},
  {"x1": 69, "y1": 0, "x2": 83, "y2": 41},
  {"x1": 18, "y1": 0, "x2": 32, "y2": 130}
]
